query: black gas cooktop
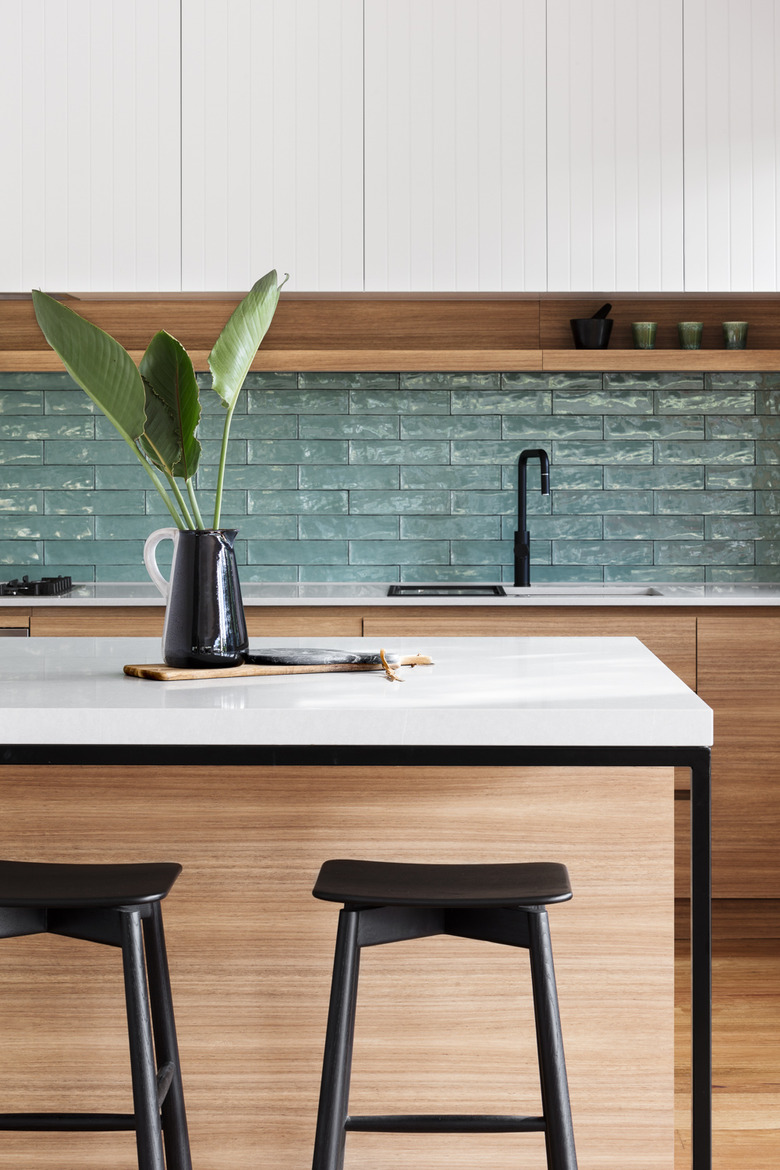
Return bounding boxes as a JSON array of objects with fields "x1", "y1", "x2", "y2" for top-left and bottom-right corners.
[{"x1": 0, "y1": 575, "x2": 73, "y2": 597}]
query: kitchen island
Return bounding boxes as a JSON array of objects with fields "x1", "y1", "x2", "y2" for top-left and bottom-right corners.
[{"x1": 0, "y1": 636, "x2": 712, "y2": 1170}]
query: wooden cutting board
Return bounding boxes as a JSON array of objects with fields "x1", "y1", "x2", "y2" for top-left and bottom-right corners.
[{"x1": 124, "y1": 653, "x2": 432, "y2": 682}]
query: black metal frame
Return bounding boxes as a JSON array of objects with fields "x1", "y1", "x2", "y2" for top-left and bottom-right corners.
[{"x1": 0, "y1": 741, "x2": 711, "y2": 1170}]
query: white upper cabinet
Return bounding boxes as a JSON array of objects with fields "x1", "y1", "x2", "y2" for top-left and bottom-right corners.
[
  {"x1": 180, "y1": 0, "x2": 364, "y2": 292},
  {"x1": 684, "y1": 0, "x2": 780, "y2": 291},
  {"x1": 546, "y1": 0, "x2": 684, "y2": 291},
  {"x1": 363, "y1": 0, "x2": 547, "y2": 291},
  {"x1": 0, "y1": 0, "x2": 181, "y2": 293}
]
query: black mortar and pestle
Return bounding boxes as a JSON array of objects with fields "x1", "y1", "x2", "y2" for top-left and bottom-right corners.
[{"x1": 570, "y1": 302, "x2": 613, "y2": 349}]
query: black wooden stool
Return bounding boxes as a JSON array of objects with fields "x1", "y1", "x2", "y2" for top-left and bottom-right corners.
[
  {"x1": 311, "y1": 859, "x2": 577, "y2": 1170},
  {"x1": 0, "y1": 859, "x2": 191, "y2": 1170}
]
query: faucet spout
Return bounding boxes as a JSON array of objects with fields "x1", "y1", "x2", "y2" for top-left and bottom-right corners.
[{"x1": 514, "y1": 448, "x2": 550, "y2": 587}]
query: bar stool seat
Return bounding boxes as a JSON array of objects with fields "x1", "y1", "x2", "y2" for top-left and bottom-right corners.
[
  {"x1": 0, "y1": 858, "x2": 191, "y2": 1170},
  {"x1": 311, "y1": 858, "x2": 578, "y2": 1170}
]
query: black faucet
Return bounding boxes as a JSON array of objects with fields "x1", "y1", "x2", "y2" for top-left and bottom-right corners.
[{"x1": 514, "y1": 449, "x2": 550, "y2": 587}]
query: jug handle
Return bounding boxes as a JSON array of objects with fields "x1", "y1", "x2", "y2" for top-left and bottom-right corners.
[{"x1": 143, "y1": 528, "x2": 178, "y2": 599}]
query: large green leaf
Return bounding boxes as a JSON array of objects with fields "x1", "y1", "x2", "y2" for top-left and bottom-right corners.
[
  {"x1": 139, "y1": 331, "x2": 201, "y2": 480},
  {"x1": 32, "y1": 290, "x2": 146, "y2": 442},
  {"x1": 208, "y1": 270, "x2": 287, "y2": 411}
]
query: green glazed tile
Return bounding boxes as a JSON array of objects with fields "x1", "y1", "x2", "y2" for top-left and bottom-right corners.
[
  {"x1": 302, "y1": 415, "x2": 399, "y2": 440},
  {"x1": 300, "y1": 466, "x2": 399, "y2": 491},
  {"x1": 604, "y1": 372, "x2": 704, "y2": 390},
  {"x1": 604, "y1": 565, "x2": 704, "y2": 583},
  {"x1": 502, "y1": 515, "x2": 601, "y2": 541},
  {"x1": 403, "y1": 466, "x2": 501, "y2": 490},
  {"x1": 401, "y1": 516, "x2": 500, "y2": 541},
  {"x1": 554, "y1": 390, "x2": 653, "y2": 414},
  {"x1": 757, "y1": 491, "x2": 780, "y2": 514},
  {"x1": 2, "y1": 418, "x2": 94, "y2": 441},
  {"x1": 197, "y1": 464, "x2": 298, "y2": 491},
  {"x1": 756, "y1": 542, "x2": 780, "y2": 565},
  {"x1": 0, "y1": 492, "x2": 41, "y2": 513},
  {"x1": 552, "y1": 540, "x2": 653, "y2": 565},
  {"x1": 238, "y1": 565, "x2": 299, "y2": 583},
  {"x1": 706, "y1": 372, "x2": 780, "y2": 390},
  {"x1": 706, "y1": 566, "x2": 779, "y2": 582},
  {"x1": 299, "y1": 372, "x2": 399, "y2": 389},
  {"x1": 451, "y1": 390, "x2": 551, "y2": 414},
  {"x1": 402, "y1": 415, "x2": 500, "y2": 440},
  {"x1": 95, "y1": 517, "x2": 167, "y2": 540},
  {"x1": 246, "y1": 540, "x2": 348, "y2": 565},
  {"x1": 657, "y1": 390, "x2": 755, "y2": 414},
  {"x1": 51, "y1": 540, "x2": 143, "y2": 565},
  {"x1": 654, "y1": 540, "x2": 753, "y2": 565},
  {"x1": 248, "y1": 491, "x2": 348, "y2": 515},
  {"x1": 706, "y1": 415, "x2": 780, "y2": 440},
  {"x1": 349, "y1": 441, "x2": 449, "y2": 465},
  {"x1": 552, "y1": 441, "x2": 653, "y2": 465},
  {"x1": 198, "y1": 414, "x2": 297, "y2": 440},
  {"x1": 756, "y1": 391, "x2": 780, "y2": 415},
  {"x1": 502, "y1": 415, "x2": 603, "y2": 440},
  {"x1": 0, "y1": 391, "x2": 42, "y2": 415},
  {"x1": 44, "y1": 391, "x2": 96, "y2": 415},
  {"x1": 604, "y1": 466, "x2": 703, "y2": 490},
  {"x1": 95, "y1": 464, "x2": 164, "y2": 490},
  {"x1": 248, "y1": 439, "x2": 348, "y2": 465},
  {"x1": 0, "y1": 516, "x2": 92, "y2": 540},
  {"x1": 449, "y1": 541, "x2": 514, "y2": 567},
  {"x1": 350, "y1": 390, "x2": 450, "y2": 414},
  {"x1": 552, "y1": 490, "x2": 652, "y2": 514},
  {"x1": 45, "y1": 490, "x2": 146, "y2": 516},
  {"x1": 241, "y1": 372, "x2": 299, "y2": 389},
  {"x1": 350, "y1": 491, "x2": 450, "y2": 515},
  {"x1": 451, "y1": 441, "x2": 538, "y2": 464},
  {"x1": 604, "y1": 516, "x2": 704, "y2": 540},
  {"x1": 146, "y1": 490, "x2": 246, "y2": 517},
  {"x1": 196, "y1": 440, "x2": 249, "y2": 465},
  {"x1": 44, "y1": 441, "x2": 136, "y2": 465},
  {"x1": 756, "y1": 442, "x2": 780, "y2": 464},
  {"x1": 519, "y1": 465, "x2": 602, "y2": 490},
  {"x1": 349, "y1": 540, "x2": 449, "y2": 565},
  {"x1": 399, "y1": 372, "x2": 500, "y2": 390},
  {"x1": 706, "y1": 516, "x2": 780, "y2": 540},
  {"x1": 0, "y1": 441, "x2": 42, "y2": 465},
  {"x1": 403, "y1": 565, "x2": 504, "y2": 581},
  {"x1": 219, "y1": 516, "x2": 297, "y2": 540},
  {"x1": 605, "y1": 416, "x2": 703, "y2": 439},
  {"x1": 451, "y1": 491, "x2": 515, "y2": 516},
  {"x1": 0, "y1": 372, "x2": 75, "y2": 389},
  {"x1": 503, "y1": 372, "x2": 602, "y2": 390},
  {"x1": 299, "y1": 565, "x2": 399, "y2": 583},
  {"x1": 655, "y1": 490, "x2": 754, "y2": 515},
  {"x1": 506, "y1": 566, "x2": 602, "y2": 584},
  {"x1": 0, "y1": 542, "x2": 42, "y2": 565},
  {"x1": 705, "y1": 467, "x2": 761, "y2": 489},
  {"x1": 300, "y1": 516, "x2": 399, "y2": 541},
  {"x1": 247, "y1": 389, "x2": 348, "y2": 414},
  {"x1": 40, "y1": 563, "x2": 96, "y2": 581},
  {"x1": 655, "y1": 441, "x2": 754, "y2": 465},
  {"x1": 92, "y1": 564, "x2": 155, "y2": 583}
]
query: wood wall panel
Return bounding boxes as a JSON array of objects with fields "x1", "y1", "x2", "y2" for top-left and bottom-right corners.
[{"x1": 0, "y1": 763, "x2": 673, "y2": 1170}]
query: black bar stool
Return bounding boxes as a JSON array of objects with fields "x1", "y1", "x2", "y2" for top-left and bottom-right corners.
[
  {"x1": 0, "y1": 858, "x2": 191, "y2": 1170},
  {"x1": 311, "y1": 858, "x2": 577, "y2": 1170}
]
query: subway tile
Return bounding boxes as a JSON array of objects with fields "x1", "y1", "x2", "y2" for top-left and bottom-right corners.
[
  {"x1": 706, "y1": 414, "x2": 780, "y2": 440},
  {"x1": 451, "y1": 390, "x2": 551, "y2": 414},
  {"x1": 349, "y1": 540, "x2": 450, "y2": 565},
  {"x1": 655, "y1": 440, "x2": 754, "y2": 464},
  {"x1": 147, "y1": 490, "x2": 246, "y2": 517},
  {"x1": 246, "y1": 540, "x2": 348, "y2": 565},
  {"x1": 39, "y1": 562, "x2": 96, "y2": 581},
  {"x1": 506, "y1": 566, "x2": 602, "y2": 584},
  {"x1": 757, "y1": 390, "x2": 780, "y2": 415},
  {"x1": 93, "y1": 563, "x2": 162, "y2": 583},
  {"x1": 0, "y1": 441, "x2": 42, "y2": 464},
  {"x1": 2, "y1": 418, "x2": 94, "y2": 441},
  {"x1": 0, "y1": 372, "x2": 76, "y2": 389},
  {"x1": 197, "y1": 464, "x2": 298, "y2": 491},
  {"x1": 554, "y1": 389, "x2": 653, "y2": 414},
  {"x1": 605, "y1": 465, "x2": 703, "y2": 490},
  {"x1": 402, "y1": 415, "x2": 500, "y2": 440},
  {"x1": 503, "y1": 371, "x2": 602, "y2": 390},
  {"x1": 553, "y1": 490, "x2": 652, "y2": 514},
  {"x1": 349, "y1": 441, "x2": 449, "y2": 465},
  {"x1": 757, "y1": 491, "x2": 780, "y2": 514},
  {"x1": 706, "y1": 566, "x2": 778, "y2": 582},
  {"x1": 399, "y1": 515, "x2": 500, "y2": 541},
  {"x1": 452, "y1": 491, "x2": 515, "y2": 516},
  {"x1": 656, "y1": 389, "x2": 755, "y2": 413},
  {"x1": 756, "y1": 542, "x2": 780, "y2": 565},
  {"x1": 603, "y1": 565, "x2": 704, "y2": 583},
  {"x1": 706, "y1": 515, "x2": 780, "y2": 541},
  {"x1": 402, "y1": 564, "x2": 504, "y2": 581},
  {"x1": 552, "y1": 441, "x2": 653, "y2": 464},
  {"x1": 604, "y1": 515, "x2": 704, "y2": 540},
  {"x1": 502, "y1": 516, "x2": 602, "y2": 541},
  {"x1": 44, "y1": 441, "x2": 136, "y2": 465},
  {"x1": 404, "y1": 466, "x2": 501, "y2": 490},
  {"x1": 46, "y1": 490, "x2": 146, "y2": 515},
  {"x1": 248, "y1": 491, "x2": 348, "y2": 515},
  {"x1": 44, "y1": 391, "x2": 96, "y2": 415},
  {"x1": 552, "y1": 540, "x2": 653, "y2": 565},
  {"x1": 0, "y1": 542, "x2": 42, "y2": 565},
  {"x1": 449, "y1": 541, "x2": 514, "y2": 567},
  {"x1": 248, "y1": 439, "x2": 348, "y2": 464},
  {"x1": 196, "y1": 440, "x2": 248, "y2": 465},
  {"x1": 654, "y1": 540, "x2": 754, "y2": 565},
  {"x1": 351, "y1": 491, "x2": 450, "y2": 515},
  {"x1": 237, "y1": 565, "x2": 299, "y2": 583},
  {"x1": 654, "y1": 490, "x2": 754, "y2": 515},
  {"x1": 299, "y1": 372, "x2": 399, "y2": 389},
  {"x1": 248, "y1": 389, "x2": 348, "y2": 414},
  {"x1": 604, "y1": 372, "x2": 704, "y2": 390},
  {"x1": 198, "y1": 414, "x2": 297, "y2": 440},
  {"x1": 0, "y1": 391, "x2": 42, "y2": 415},
  {"x1": 706, "y1": 371, "x2": 780, "y2": 390},
  {"x1": 300, "y1": 565, "x2": 400, "y2": 583},
  {"x1": 350, "y1": 390, "x2": 450, "y2": 414},
  {"x1": 399, "y1": 372, "x2": 500, "y2": 390},
  {"x1": 241, "y1": 372, "x2": 299, "y2": 389},
  {"x1": 0, "y1": 516, "x2": 92, "y2": 540},
  {"x1": 300, "y1": 516, "x2": 399, "y2": 541},
  {"x1": 0, "y1": 492, "x2": 41, "y2": 513},
  {"x1": 300, "y1": 466, "x2": 399, "y2": 491},
  {"x1": 302, "y1": 414, "x2": 399, "y2": 440},
  {"x1": 756, "y1": 441, "x2": 780, "y2": 464},
  {"x1": 502, "y1": 415, "x2": 603, "y2": 439},
  {"x1": 516, "y1": 465, "x2": 602, "y2": 490},
  {"x1": 50, "y1": 540, "x2": 143, "y2": 564},
  {"x1": 705, "y1": 466, "x2": 768, "y2": 489},
  {"x1": 604, "y1": 415, "x2": 703, "y2": 439},
  {"x1": 451, "y1": 441, "x2": 541, "y2": 464}
]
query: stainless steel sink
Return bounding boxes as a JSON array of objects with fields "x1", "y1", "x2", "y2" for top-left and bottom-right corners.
[{"x1": 502, "y1": 585, "x2": 662, "y2": 597}]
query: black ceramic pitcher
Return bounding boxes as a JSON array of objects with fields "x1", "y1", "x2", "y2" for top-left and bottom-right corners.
[{"x1": 143, "y1": 528, "x2": 249, "y2": 668}]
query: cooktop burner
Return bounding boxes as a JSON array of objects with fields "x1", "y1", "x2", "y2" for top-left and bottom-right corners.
[{"x1": 0, "y1": 575, "x2": 73, "y2": 597}]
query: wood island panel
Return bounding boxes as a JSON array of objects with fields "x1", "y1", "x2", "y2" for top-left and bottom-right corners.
[
  {"x1": 0, "y1": 610, "x2": 29, "y2": 629},
  {"x1": 0, "y1": 763, "x2": 673, "y2": 1170}
]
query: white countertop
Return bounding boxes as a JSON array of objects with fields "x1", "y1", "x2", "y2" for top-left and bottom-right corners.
[
  {"x1": 1, "y1": 581, "x2": 778, "y2": 608},
  {"x1": 0, "y1": 636, "x2": 713, "y2": 748}
]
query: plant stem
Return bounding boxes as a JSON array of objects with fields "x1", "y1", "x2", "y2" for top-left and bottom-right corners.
[
  {"x1": 212, "y1": 401, "x2": 236, "y2": 529},
  {"x1": 186, "y1": 479, "x2": 206, "y2": 529},
  {"x1": 130, "y1": 440, "x2": 186, "y2": 529},
  {"x1": 167, "y1": 475, "x2": 195, "y2": 529}
]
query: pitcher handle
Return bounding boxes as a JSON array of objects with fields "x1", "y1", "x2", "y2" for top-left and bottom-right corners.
[{"x1": 143, "y1": 527, "x2": 178, "y2": 599}]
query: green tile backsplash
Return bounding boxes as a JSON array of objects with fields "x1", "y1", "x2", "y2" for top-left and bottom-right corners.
[{"x1": 0, "y1": 370, "x2": 778, "y2": 584}]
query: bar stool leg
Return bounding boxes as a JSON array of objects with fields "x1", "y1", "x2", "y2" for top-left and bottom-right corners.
[
  {"x1": 120, "y1": 909, "x2": 165, "y2": 1170},
  {"x1": 527, "y1": 908, "x2": 577, "y2": 1170},
  {"x1": 143, "y1": 901, "x2": 192, "y2": 1170},
  {"x1": 312, "y1": 908, "x2": 361, "y2": 1170}
]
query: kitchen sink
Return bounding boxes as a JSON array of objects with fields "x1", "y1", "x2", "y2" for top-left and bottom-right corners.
[{"x1": 387, "y1": 584, "x2": 663, "y2": 598}]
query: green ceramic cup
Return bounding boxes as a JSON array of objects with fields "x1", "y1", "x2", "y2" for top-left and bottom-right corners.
[
  {"x1": 678, "y1": 321, "x2": 703, "y2": 350},
  {"x1": 631, "y1": 322, "x2": 657, "y2": 349},
  {"x1": 723, "y1": 321, "x2": 748, "y2": 349}
]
